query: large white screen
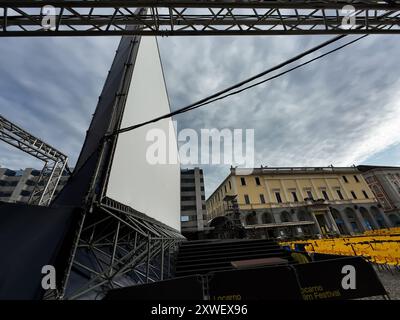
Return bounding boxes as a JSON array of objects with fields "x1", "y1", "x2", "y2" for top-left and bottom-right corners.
[{"x1": 106, "y1": 36, "x2": 181, "y2": 231}]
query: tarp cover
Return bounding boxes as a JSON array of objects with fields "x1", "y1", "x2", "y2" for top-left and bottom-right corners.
[{"x1": 0, "y1": 202, "x2": 79, "y2": 299}]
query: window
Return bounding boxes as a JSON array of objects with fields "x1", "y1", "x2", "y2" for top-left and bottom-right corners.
[
  {"x1": 306, "y1": 190, "x2": 314, "y2": 200},
  {"x1": 362, "y1": 190, "x2": 369, "y2": 199},
  {"x1": 351, "y1": 191, "x2": 357, "y2": 199},
  {"x1": 240, "y1": 177, "x2": 246, "y2": 186},
  {"x1": 343, "y1": 176, "x2": 348, "y2": 183},
  {"x1": 31, "y1": 170, "x2": 41, "y2": 176},
  {"x1": 322, "y1": 190, "x2": 329, "y2": 201},
  {"x1": 181, "y1": 186, "x2": 195, "y2": 192},
  {"x1": 291, "y1": 191, "x2": 298, "y2": 202},
  {"x1": 181, "y1": 216, "x2": 190, "y2": 222},
  {"x1": 25, "y1": 180, "x2": 36, "y2": 186},
  {"x1": 4, "y1": 169, "x2": 16, "y2": 176},
  {"x1": 354, "y1": 175, "x2": 360, "y2": 183},
  {"x1": 260, "y1": 194, "x2": 266, "y2": 204},
  {"x1": 255, "y1": 177, "x2": 261, "y2": 186},
  {"x1": 224, "y1": 185, "x2": 227, "y2": 193},
  {"x1": 20, "y1": 190, "x2": 31, "y2": 197},
  {"x1": 181, "y1": 196, "x2": 196, "y2": 201},
  {"x1": 337, "y1": 189, "x2": 344, "y2": 200},
  {"x1": 181, "y1": 205, "x2": 197, "y2": 211},
  {"x1": 275, "y1": 192, "x2": 282, "y2": 203},
  {"x1": 244, "y1": 194, "x2": 250, "y2": 204},
  {"x1": 228, "y1": 181, "x2": 232, "y2": 189}
]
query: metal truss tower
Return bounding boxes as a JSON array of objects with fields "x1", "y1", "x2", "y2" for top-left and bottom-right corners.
[
  {"x1": 45, "y1": 14, "x2": 185, "y2": 299},
  {"x1": 56, "y1": 197, "x2": 183, "y2": 300},
  {"x1": 0, "y1": 115, "x2": 69, "y2": 206},
  {"x1": 1, "y1": 1, "x2": 400, "y2": 36}
]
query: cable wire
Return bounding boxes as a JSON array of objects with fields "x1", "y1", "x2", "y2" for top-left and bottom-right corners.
[{"x1": 111, "y1": 33, "x2": 367, "y2": 136}]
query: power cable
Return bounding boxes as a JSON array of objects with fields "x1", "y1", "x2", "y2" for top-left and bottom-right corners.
[{"x1": 111, "y1": 33, "x2": 367, "y2": 137}]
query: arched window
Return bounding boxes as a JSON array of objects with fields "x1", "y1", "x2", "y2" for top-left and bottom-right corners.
[
  {"x1": 262, "y1": 211, "x2": 274, "y2": 224},
  {"x1": 371, "y1": 206, "x2": 387, "y2": 228},
  {"x1": 298, "y1": 210, "x2": 311, "y2": 221},
  {"x1": 389, "y1": 214, "x2": 400, "y2": 226},
  {"x1": 280, "y1": 211, "x2": 291, "y2": 223},
  {"x1": 246, "y1": 212, "x2": 258, "y2": 225}
]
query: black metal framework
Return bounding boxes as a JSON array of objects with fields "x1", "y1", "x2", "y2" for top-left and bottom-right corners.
[
  {"x1": 56, "y1": 197, "x2": 183, "y2": 300},
  {"x1": 45, "y1": 20, "x2": 186, "y2": 299},
  {"x1": 0, "y1": 114, "x2": 69, "y2": 206},
  {"x1": 1, "y1": 1, "x2": 400, "y2": 36}
]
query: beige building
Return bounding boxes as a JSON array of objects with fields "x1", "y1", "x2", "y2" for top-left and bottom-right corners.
[
  {"x1": 358, "y1": 165, "x2": 400, "y2": 226},
  {"x1": 206, "y1": 166, "x2": 393, "y2": 239}
]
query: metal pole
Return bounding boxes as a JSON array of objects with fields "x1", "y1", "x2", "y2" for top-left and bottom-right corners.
[
  {"x1": 167, "y1": 243, "x2": 171, "y2": 277},
  {"x1": 59, "y1": 211, "x2": 87, "y2": 299},
  {"x1": 146, "y1": 234, "x2": 151, "y2": 283},
  {"x1": 109, "y1": 221, "x2": 121, "y2": 277},
  {"x1": 134, "y1": 231, "x2": 138, "y2": 250},
  {"x1": 160, "y1": 240, "x2": 164, "y2": 280}
]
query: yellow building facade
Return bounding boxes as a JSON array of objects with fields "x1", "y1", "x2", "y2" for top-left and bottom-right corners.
[{"x1": 206, "y1": 167, "x2": 393, "y2": 238}]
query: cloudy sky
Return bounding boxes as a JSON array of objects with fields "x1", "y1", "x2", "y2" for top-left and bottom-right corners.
[{"x1": 1, "y1": 34, "x2": 400, "y2": 197}]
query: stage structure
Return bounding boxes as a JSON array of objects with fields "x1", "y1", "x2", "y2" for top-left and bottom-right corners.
[
  {"x1": 48, "y1": 9, "x2": 183, "y2": 300},
  {"x1": 1, "y1": 1, "x2": 400, "y2": 36},
  {"x1": 0, "y1": 115, "x2": 69, "y2": 206}
]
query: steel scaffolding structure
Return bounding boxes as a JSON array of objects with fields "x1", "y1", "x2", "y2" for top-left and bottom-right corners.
[
  {"x1": 39, "y1": 22, "x2": 187, "y2": 299},
  {"x1": 1, "y1": 1, "x2": 400, "y2": 36},
  {"x1": 0, "y1": 115, "x2": 69, "y2": 206},
  {"x1": 56, "y1": 197, "x2": 184, "y2": 300}
]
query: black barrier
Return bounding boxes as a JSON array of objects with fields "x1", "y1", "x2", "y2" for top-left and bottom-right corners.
[
  {"x1": 310, "y1": 252, "x2": 346, "y2": 261},
  {"x1": 103, "y1": 256, "x2": 386, "y2": 301},
  {"x1": 208, "y1": 266, "x2": 303, "y2": 300},
  {"x1": 104, "y1": 275, "x2": 204, "y2": 300},
  {"x1": 293, "y1": 256, "x2": 387, "y2": 300},
  {"x1": 0, "y1": 202, "x2": 79, "y2": 300}
]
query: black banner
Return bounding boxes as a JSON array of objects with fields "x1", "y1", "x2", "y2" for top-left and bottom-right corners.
[
  {"x1": 293, "y1": 256, "x2": 387, "y2": 300},
  {"x1": 208, "y1": 266, "x2": 303, "y2": 300},
  {"x1": 0, "y1": 203, "x2": 79, "y2": 300}
]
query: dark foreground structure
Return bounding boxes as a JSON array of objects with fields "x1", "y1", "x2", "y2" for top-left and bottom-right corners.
[
  {"x1": 105, "y1": 238, "x2": 388, "y2": 300},
  {"x1": 0, "y1": 6, "x2": 394, "y2": 300},
  {"x1": 0, "y1": 17, "x2": 183, "y2": 300}
]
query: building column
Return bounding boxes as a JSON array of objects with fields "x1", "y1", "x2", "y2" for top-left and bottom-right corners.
[
  {"x1": 256, "y1": 211, "x2": 263, "y2": 225},
  {"x1": 382, "y1": 212, "x2": 393, "y2": 228},
  {"x1": 311, "y1": 212, "x2": 322, "y2": 234},
  {"x1": 354, "y1": 210, "x2": 368, "y2": 232},
  {"x1": 326, "y1": 210, "x2": 340, "y2": 233},
  {"x1": 338, "y1": 178, "x2": 352, "y2": 200},
  {"x1": 292, "y1": 211, "x2": 304, "y2": 236},
  {"x1": 339, "y1": 210, "x2": 354, "y2": 235},
  {"x1": 295, "y1": 180, "x2": 305, "y2": 201},
  {"x1": 366, "y1": 209, "x2": 380, "y2": 229},
  {"x1": 324, "y1": 178, "x2": 335, "y2": 200},
  {"x1": 280, "y1": 180, "x2": 290, "y2": 203}
]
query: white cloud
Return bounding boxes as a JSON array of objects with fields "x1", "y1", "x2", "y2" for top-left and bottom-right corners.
[{"x1": 1, "y1": 34, "x2": 400, "y2": 198}]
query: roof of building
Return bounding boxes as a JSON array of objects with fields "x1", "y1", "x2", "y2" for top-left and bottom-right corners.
[
  {"x1": 207, "y1": 165, "x2": 365, "y2": 202},
  {"x1": 357, "y1": 165, "x2": 400, "y2": 173}
]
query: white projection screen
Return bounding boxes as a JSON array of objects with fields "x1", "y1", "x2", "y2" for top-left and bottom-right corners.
[{"x1": 106, "y1": 36, "x2": 181, "y2": 231}]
